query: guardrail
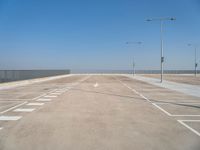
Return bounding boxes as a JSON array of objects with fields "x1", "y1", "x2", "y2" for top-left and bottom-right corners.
[{"x1": 0, "y1": 70, "x2": 70, "y2": 83}]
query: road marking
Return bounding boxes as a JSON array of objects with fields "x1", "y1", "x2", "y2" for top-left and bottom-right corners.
[
  {"x1": 0, "y1": 103, "x2": 17, "y2": 108},
  {"x1": 36, "y1": 98, "x2": 52, "y2": 102},
  {"x1": 51, "y1": 93, "x2": 61, "y2": 95},
  {"x1": 178, "y1": 120, "x2": 200, "y2": 137},
  {"x1": 0, "y1": 102, "x2": 27, "y2": 114},
  {"x1": 32, "y1": 89, "x2": 58, "y2": 100},
  {"x1": 0, "y1": 116, "x2": 22, "y2": 121},
  {"x1": 14, "y1": 108, "x2": 35, "y2": 112},
  {"x1": 27, "y1": 103, "x2": 44, "y2": 106},
  {"x1": 55, "y1": 91, "x2": 64, "y2": 93},
  {"x1": 44, "y1": 95, "x2": 57, "y2": 98},
  {"x1": 116, "y1": 78, "x2": 151, "y2": 102},
  {"x1": 94, "y1": 82, "x2": 99, "y2": 87},
  {"x1": 152, "y1": 103, "x2": 200, "y2": 117},
  {"x1": 152, "y1": 103, "x2": 172, "y2": 116},
  {"x1": 179, "y1": 120, "x2": 200, "y2": 122},
  {"x1": 117, "y1": 75, "x2": 200, "y2": 136},
  {"x1": 32, "y1": 93, "x2": 47, "y2": 100}
]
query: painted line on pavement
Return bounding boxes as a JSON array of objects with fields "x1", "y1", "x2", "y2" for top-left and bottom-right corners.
[
  {"x1": 178, "y1": 120, "x2": 200, "y2": 137},
  {"x1": 14, "y1": 108, "x2": 35, "y2": 112},
  {"x1": 27, "y1": 103, "x2": 44, "y2": 106},
  {"x1": 116, "y1": 78, "x2": 151, "y2": 103},
  {"x1": 44, "y1": 95, "x2": 57, "y2": 98},
  {"x1": 32, "y1": 89, "x2": 58, "y2": 100},
  {"x1": 51, "y1": 93, "x2": 61, "y2": 95},
  {"x1": 0, "y1": 116, "x2": 22, "y2": 121},
  {"x1": 0, "y1": 102, "x2": 28, "y2": 114},
  {"x1": 152, "y1": 103, "x2": 200, "y2": 117},
  {"x1": 36, "y1": 98, "x2": 52, "y2": 102},
  {"x1": 152, "y1": 103, "x2": 172, "y2": 116}
]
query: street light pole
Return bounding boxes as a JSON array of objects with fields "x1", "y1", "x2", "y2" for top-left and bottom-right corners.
[
  {"x1": 147, "y1": 17, "x2": 176, "y2": 83},
  {"x1": 126, "y1": 42, "x2": 142, "y2": 76},
  {"x1": 188, "y1": 44, "x2": 198, "y2": 77},
  {"x1": 160, "y1": 20, "x2": 164, "y2": 82},
  {"x1": 195, "y1": 47, "x2": 197, "y2": 77},
  {"x1": 133, "y1": 57, "x2": 135, "y2": 76}
]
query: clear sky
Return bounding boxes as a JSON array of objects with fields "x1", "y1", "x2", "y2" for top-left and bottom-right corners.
[{"x1": 0, "y1": 0, "x2": 200, "y2": 71}]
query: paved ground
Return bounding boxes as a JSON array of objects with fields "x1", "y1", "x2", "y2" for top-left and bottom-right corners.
[
  {"x1": 0, "y1": 75, "x2": 200, "y2": 150},
  {"x1": 131, "y1": 75, "x2": 200, "y2": 98}
]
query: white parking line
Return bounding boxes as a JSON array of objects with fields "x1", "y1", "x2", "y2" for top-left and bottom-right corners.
[
  {"x1": 178, "y1": 120, "x2": 200, "y2": 137},
  {"x1": 32, "y1": 89, "x2": 58, "y2": 100},
  {"x1": 14, "y1": 108, "x2": 35, "y2": 112},
  {"x1": 0, "y1": 102, "x2": 27, "y2": 114},
  {"x1": 50, "y1": 93, "x2": 61, "y2": 95},
  {"x1": 116, "y1": 78, "x2": 151, "y2": 103},
  {"x1": 27, "y1": 103, "x2": 44, "y2": 106},
  {"x1": 0, "y1": 103, "x2": 17, "y2": 109},
  {"x1": 0, "y1": 116, "x2": 22, "y2": 121},
  {"x1": 0, "y1": 127, "x2": 3, "y2": 130},
  {"x1": 36, "y1": 98, "x2": 52, "y2": 102},
  {"x1": 152, "y1": 103, "x2": 200, "y2": 117},
  {"x1": 152, "y1": 103, "x2": 172, "y2": 116},
  {"x1": 44, "y1": 95, "x2": 57, "y2": 98}
]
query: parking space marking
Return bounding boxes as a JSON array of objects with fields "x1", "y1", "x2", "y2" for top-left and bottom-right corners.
[
  {"x1": 0, "y1": 116, "x2": 22, "y2": 121},
  {"x1": 115, "y1": 78, "x2": 200, "y2": 136},
  {"x1": 152, "y1": 103, "x2": 200, "y2": 117},
  {"x1": 178, "y1": 120, "x2": 200, "y2": 137},
  {"x1": 27, "y1": 103, "x2": 44, "y2": 106},
  {"x1": 14, "y1": 108, "x2": 35, "y2": 112},
  {"x1": 31, "y1": 89, "x2": 58, "y2": 100},
  {"x1": 0, "y1": 103, "x2": 17, "y2": 108},
  {"x1": 116, "y1": 77, "x2": 151, "y2": 103},
  {"x1": 0, "y1": 102, "x2": 27, "y2": 114},
  {"x1": 50, "y1": 93, "x2": 62, "y2": 95},
  {"x1": 152, "y1": 103, "x2": 172, "y2": 116},
  {"x1": 32, "y1": 93, "x2": 48, "y2": 100},
  {"x1": 0, "y1": 127, "x2": 2, "y2": 130},
  {"x1": 36, "y1": 98, "x2": 52, "y2": 102},
  {"x1": 44, "y1": 95, "x2": 57, "y2": 98}
]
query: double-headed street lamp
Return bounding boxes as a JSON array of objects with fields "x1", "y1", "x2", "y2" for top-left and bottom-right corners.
[
  {"x1": 146, "y1": 17, "x2": 176, "y2": 83},
  {"x1": 188, "y1": 44, "x2": 198, "y2": 77},
  {"x1": 126, "y1": 41, "x2": 142, "y2": 76}
]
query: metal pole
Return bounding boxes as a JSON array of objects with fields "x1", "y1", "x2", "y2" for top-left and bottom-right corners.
[
  {"x1": 126, "y1": 42, "x2": 141, "y2": 76},
  {"x1": 195, "y1": 47, "x2": 197, "y2": 77},
  {"x1": 160, "y1": 20, "x2": 164, "y2": 83},
  {"x1": 133, "y1": 57, "x2": 135, "y2": 76}
]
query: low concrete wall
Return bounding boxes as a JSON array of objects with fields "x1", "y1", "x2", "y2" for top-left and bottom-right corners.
[
  {"x1": 71, "y1": 69, "x2": 199, "y2": 74},
  {"x1": 0, "y1": 70, "x2": 70, "y2": 83}
]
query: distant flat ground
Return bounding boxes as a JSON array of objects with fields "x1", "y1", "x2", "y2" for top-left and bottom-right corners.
[
  {"x1": 142, "y1": 74, "x2": 200, "y2": 85},
  {"x1": 0, "y1": 75, "x2": 200, "y2": 150}
]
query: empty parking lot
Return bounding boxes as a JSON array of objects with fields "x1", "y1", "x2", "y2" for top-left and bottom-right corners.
[{"x1": 0, "y1": 74, "x2": 200, "y2": 150}]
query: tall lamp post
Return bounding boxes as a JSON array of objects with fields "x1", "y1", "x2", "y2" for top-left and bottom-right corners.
[
  {"x1": 126, "y1": 41, "x2": 142, "y2": 76},
  {"x1": 146, "y1": 17, "x2": 176, "y2": 83},
  {"x1": 188, "y1": 44, "x2": 198, "y2": 77}
]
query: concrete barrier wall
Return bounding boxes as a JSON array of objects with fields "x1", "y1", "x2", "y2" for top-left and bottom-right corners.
[
  {"x1": 72, "y1": 69, "x2": 199, "y2": 74},
  {"x1": 0, "y1": 70, "x2": 70, "y2": 83}
]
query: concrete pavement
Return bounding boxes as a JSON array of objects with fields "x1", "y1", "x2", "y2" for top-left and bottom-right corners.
[{"x1": 0, "y1": 75, "x2": 200, "y2": 150}]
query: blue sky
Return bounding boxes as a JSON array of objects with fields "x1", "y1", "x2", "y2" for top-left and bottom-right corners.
[{"x1": 0, "y1": 0, "x2": 200, "y2": 70}]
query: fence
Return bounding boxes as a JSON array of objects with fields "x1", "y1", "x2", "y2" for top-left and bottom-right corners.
[{"x1": 0, "y1": 70, "x2": 70, "y2": 83}]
